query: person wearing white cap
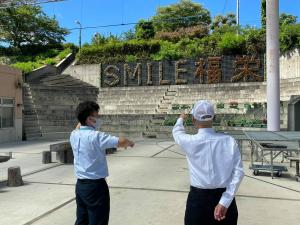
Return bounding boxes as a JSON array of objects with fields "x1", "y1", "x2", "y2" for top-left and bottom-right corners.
[{"x1": 172, "y1": 100, "x2": 244, "y2": 225}]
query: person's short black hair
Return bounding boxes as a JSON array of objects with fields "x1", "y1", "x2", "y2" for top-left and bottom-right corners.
[{"x1": 75, "y1": 101, "x2": 100, "y2": 125}]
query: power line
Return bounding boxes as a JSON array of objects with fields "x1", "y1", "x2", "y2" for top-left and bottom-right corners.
[
  {"x1": 67, "y1": 14, "x2": 212, "y2": 31},
  {"x1": 222, "y1": 0, "x2": 228, "y2": 14},
  {"x1": 0, "y1": 0, "x2": 66, "y2": 9}
]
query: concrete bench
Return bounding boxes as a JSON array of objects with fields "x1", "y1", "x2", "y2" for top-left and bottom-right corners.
[
  {"x1": 49, "y1": 141, "x2": 117, "y2": 164},
  {"x1": 50, "y1": 141, "x2": 73, "y2": 164},
  {"x1": 0, "y1": 155, "x2": 10, "y2": 163}
]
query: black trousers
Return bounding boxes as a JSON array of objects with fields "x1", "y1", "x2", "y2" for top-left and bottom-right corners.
[
  {"x1": 185, "y1": 186, "x2": 238, "y2": 225},
  {"x1": 75, "y1": 178, "x2": 110, "y2": 225}
]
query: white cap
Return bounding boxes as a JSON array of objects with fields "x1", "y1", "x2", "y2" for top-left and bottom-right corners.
[{"x1": 191, "y1": 100, "x2": 214, "y2": 121}]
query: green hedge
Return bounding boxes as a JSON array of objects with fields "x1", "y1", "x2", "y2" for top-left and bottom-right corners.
[
  {"x1": 77, "y1": 39, "x2": 161, "y2": 64},
  {"x1": 11, "y1": 47, "x2": 72, "y2": 73}
]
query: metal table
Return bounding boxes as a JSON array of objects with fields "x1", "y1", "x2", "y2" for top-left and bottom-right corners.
[{"x1": 244, "y1": 131, "x2": 300, "y2": 179}]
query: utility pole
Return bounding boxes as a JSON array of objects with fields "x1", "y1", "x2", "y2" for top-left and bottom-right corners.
[
  {"x1": 236, "y1": 0, "x2": 240, "y2": 34},
  {"x1": 75, "y1": 20, "x2": 82, "y2": 51},
  {"x1": 266, "y1": 0, "x2": 280, "y2": 131}
]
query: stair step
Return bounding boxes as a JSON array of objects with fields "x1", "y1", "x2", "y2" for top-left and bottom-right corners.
[
  {"x1": 151, "y1": 119, "x2": 165, "y2": 125},
  {"x1": 166, "y1": 91, "x2": 176, "y2": 96},
  {"x1": 142, "y1": 132, "x2": 157, "y2": 138}
]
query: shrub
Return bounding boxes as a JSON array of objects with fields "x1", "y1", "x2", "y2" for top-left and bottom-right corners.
[
  {"x1": 12, "y1": 61, "x2": 42, "y2": 73},
  {"x1": 229, "y1": 101, "x2": 239, "y2": 109},
  {"x1": 280, "y1": 24, "x2": 300, "y2": 53},
  {"x1": 57, "y1": 48, "x2": 73, "y2": 60},
  {"x1": 243, "y1": 28, "x2": 266, "y2": 55},
  {"x1": 218, "y1": 32, "x2": 246, "y2": 55},
  {"x1": 77, "y1": 39, "x2": 161, "y2": 64},
  {"x1": 44, "y1": 58, "x2": 56, "y2": 65},
  {"x1": 151, "y1": 41, "x2": 183, "y2": 61},
  {"x1": 125, "y1": 55, "x2": 138, "y2": 62},
  {"x1": 216, "y1": 102, "x2": 225, "y2": 109},
  {"x1": 155, "y1": 25, "x2": 209, "y2": 42}
]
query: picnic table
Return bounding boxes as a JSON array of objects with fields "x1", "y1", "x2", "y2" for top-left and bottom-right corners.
[{"x1": 244, "y1": 131, "x2": 300, "y2": 179}]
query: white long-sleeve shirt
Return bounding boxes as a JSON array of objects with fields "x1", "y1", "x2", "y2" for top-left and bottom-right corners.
[
  {"x1": 172, "y1": 118, "x2": 244, "y2": 208},
  {"x1": 70, "y1": 126, "x2": 119, "y2": 179}
]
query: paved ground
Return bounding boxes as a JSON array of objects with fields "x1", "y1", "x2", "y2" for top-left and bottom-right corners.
[{"x1": 0, "y1": 139, "x2": 300, "y2": 225}]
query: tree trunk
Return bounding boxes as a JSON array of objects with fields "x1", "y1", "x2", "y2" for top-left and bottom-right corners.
[
  {"x1": 7, "y1": 167, "x2": 23, "y2": 187},
  {"x1": 42, "y1": 151, "x2": 51, "y2": 164}
]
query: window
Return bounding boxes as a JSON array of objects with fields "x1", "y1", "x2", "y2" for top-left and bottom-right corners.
[{"x1": 0, "y1": 98, "x2": 14, "y2": 128}]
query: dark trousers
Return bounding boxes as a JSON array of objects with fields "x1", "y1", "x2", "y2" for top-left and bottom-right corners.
[
  {"x1": 75, "y1": 178, "x2": 110, "y2": 225},
  {"x1": 185, "y1": 186, "x2": 238, "y2": 225}
]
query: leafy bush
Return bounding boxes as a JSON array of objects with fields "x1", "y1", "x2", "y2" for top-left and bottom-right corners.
[
  {"x1": 77, "y1": 39, "x2": 161, "y2": 64},
  {"x1": 151, "y1": 41, "x2": 183, "y2": 61},
  {"x1": 125, "y1": 55, "x2": 138, "y2": 62},
  {"x1": 44, "y1": 58, "x2": 56, "y2": 65},
  {"x1": 243, "y1": 28, "x2": 266, "y2": 55},
  {"x1": 57, "y1": 48, "x2": 73, "y2": 60},
  {"x1": 229, "y1": 101, "x2": 239, "y2": 109},
  {"x1": 155, "y1": 25, "x2": 209, "y2": 42},
  {"x1": 135, "y1": 20, "x2": 155, "y2": 39},
  {"x1": 280, "y1": 24, "x2": 300, "y2": 53},
  {"x1": 218, "y1": 33, "x2": 246, "y2": 55},
  {"x1": 216, "y1": 102, "x2": 225, "y2": 109},
  {"x1": 12, "y1": 61, "x2": 42, "y2": 73}
]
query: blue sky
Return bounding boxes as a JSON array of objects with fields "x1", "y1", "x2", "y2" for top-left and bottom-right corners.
[{"x1": 42, "y1": 0, "x2": 300, "y2": 45}]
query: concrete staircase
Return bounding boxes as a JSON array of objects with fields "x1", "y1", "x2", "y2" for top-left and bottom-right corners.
[
  {"x1": 23, "y1": 84, "x2": 42, "y2": 140},
  {"x1": 156, "y1": 87, "x2": 177, "y2": 114},
  {"x1": 23, "y1": 73, "x2": 99, "y2": 140},
  {"x1": 98, "y1": 86, "x2": 169, "y2": 115}
]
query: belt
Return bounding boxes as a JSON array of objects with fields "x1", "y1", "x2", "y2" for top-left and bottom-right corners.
[
  {"x1": 77, "y1": 178, "x2": 105, "y2": 184},
  {"x1": 190, "y1": 186, "x2": 226, "y2": 194}
]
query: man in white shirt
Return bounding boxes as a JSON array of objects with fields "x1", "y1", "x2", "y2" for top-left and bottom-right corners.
[
  {"x1": 70, "y1": 101, "x2": 134, "y2": 225},
  {"x1": 172, "y1": 100, "x2": 244, "y2": 225}
]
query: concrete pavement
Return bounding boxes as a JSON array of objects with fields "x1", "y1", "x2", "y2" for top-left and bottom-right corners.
[{"x1": 0, "y1": 139, "x2": 299, "y2": 225}]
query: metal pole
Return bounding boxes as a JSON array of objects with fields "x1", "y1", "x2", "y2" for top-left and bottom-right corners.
[
  {"x1": 79, "y1": 25, "x2": 82, "y2": 50},
  {"x1": 266, "y1": 0, "x2": 280, "y2": 131},
  {"x1": 75, "y1": 20, "x2": 82, "y2": 51},
  {"x1": 236, "y1": 0, "x2": 240, "y2": 34}
]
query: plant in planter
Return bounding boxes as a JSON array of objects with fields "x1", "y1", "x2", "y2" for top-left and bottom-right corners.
[
  {"x1": 244, "y1": 103, "x2": 251, "y2": 111},
  {"x1": 171, "y1": 104, "x2": 180, "y2": 110},
  {"x1": 252, "y1": 102, "x2": 262, "y2": 109},
  {"x1": 216, "y1": 102, "x2": 225, "y2": 109},
  {"x1": 229, "y1": 101, "x2": 239, "y2": 109},
  {"x1": 180, "y1": 104, "x2": 191, "y2": 110}
]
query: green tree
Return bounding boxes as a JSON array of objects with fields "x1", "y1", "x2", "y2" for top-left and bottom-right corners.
[
  {"x1": 280, "y1": 24, "x2": 300, "y2": 53},
  {"x1": 92, "y1": 33, "x2": 106, "y2": 45},
  {"x1": 152, "y1": 0, "x2": 211, "y2": 32},
  {"x1": 243, "y1": 27, "x2": 265, "y2": 54},
  {"x1": 279, "y1": 13, "x2": 297, "y2": 26},
  {"x1": 211, "y1": 13, "x2": 236, "y2": 30},
  {"x1": 261, "y1": 0, "x2": 266, "y2": 28},
  {"x1": 121, "y1": 29, "x2": 136, "y2": 41},
  {"x1": 135, "y1": 20, "x2": 155, "y2": 39},
  {"x1": 0, "y1": 4, "x2": 69, "y2": 50},
  {"x1": 218, "y1": 32, "x2": 246, "y2": 55},
  {"x1": 261, "y1": 0, "x2": 296, "y2": 28}
]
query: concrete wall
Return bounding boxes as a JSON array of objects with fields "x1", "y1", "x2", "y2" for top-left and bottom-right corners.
[
  {"x1": 280, "y1": 49, "x2": 300, "y2": 80},
  {"x1": 0, "y1": 65, "x2": 23, "y2": 143},
  {"x1": 65, "y1": 56, "x2": 265, "y2": 88},
  {"x1": 64, "y1": 64, "x2": 101, "y2": 88},
  {"x1": 66, "y1": 51, "x2": 300, "y2": 87}
]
